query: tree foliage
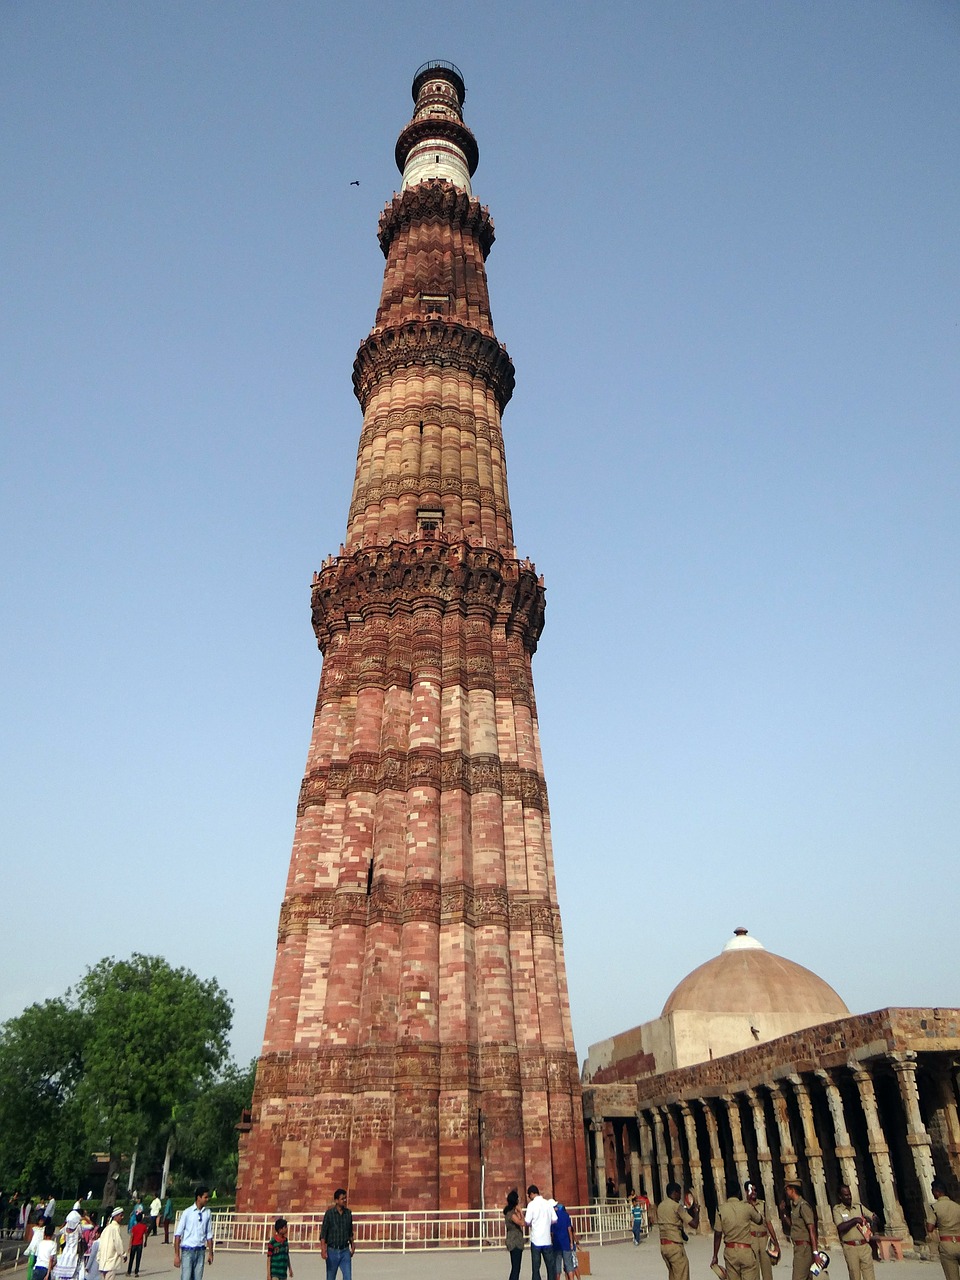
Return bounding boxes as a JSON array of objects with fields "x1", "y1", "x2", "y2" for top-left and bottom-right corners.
[
  {"x1": 0, "y1": 955, "x2": 239, "y2": 1196},
  {"x1": 75, "y1": 954, "x2": 233, "y2": 1157}
]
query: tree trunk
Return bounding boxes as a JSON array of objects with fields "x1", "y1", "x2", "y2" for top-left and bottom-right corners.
[
  {"x1": 160, "y1": 1134, "x2": 175, "y2": 1199},
  {"x1": 127, "y1": 1142, "x2": 138, "y2": 1193},
  {"x1": 102, "y1": 1154, "x2": 120, "y2": 1217}
]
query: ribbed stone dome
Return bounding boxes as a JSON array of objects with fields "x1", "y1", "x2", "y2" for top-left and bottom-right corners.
[{"x1": 661, "y1": 928, "x2": 849, "y2": 1019}]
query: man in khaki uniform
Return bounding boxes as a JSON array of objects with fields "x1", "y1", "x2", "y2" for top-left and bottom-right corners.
[
  {"x1": 927, "y1": 1178, "x2": 960, "y2": 1280},
  {"x1": 832, "y1": 1185, "x2": 878, "y2": 1280},
  {"x1": 781, "y1": 1180, "x2": 818, "y2": 1280},
  {"x1": 657, "y1": 1182, "x2": 700, "y2": 1280},
  {"x1": 745, "y1": 1182, "x2": 780, "y2": 1280},
  {"x1": 711, "y1": 1186, "x2": 763, "y2": 1280}
]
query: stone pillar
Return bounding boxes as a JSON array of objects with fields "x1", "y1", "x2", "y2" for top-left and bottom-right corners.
[
  {"x1": 788, "y1": 1074, "x2": 834, "y2": 1243},
  {"x1": 664, "y1": 1106, "x2": 683, "y2": 1185},
  {"x1": 679, "y1": 1100, "x2": 707, "y2": 1218},
  {"x1": 704, "y1": 1099, "x2": 726, "y2": 1206},
  {"x1": 771, "y1": 1081, "x2": 799, "y2": 1181},
  {"x1": 745, "y1": 1087, "x2": 776, "y2": 1210},
  {"x1": 590, "y1": 1119, "x2": 605, "y2": 1201},
  {"x1": 816, "y1": 1068, "x2": 859, "y2": 1196},
  {"x1": 638, "y1": 1110, "x2": 656, "y2": 1202},
  {"x1": 849, "y1": 1062, "x2": 909, "y2": 1239},
  {"x1": 889, "y1": 1052, "x2": 937, "y2": 1197},
  {"x1": 627, "y1": 1119, "x2": 642, "y2": 1197},
  {"x1": 652, "y1": 1108, "x2": 670, "y2": 1206},
  {"x1": 930, "y1": 1066, "x2": 960, "y2": 1178},
  {"x1": 723, "y1": 1094, "x2": 751, "y2": 1188}
]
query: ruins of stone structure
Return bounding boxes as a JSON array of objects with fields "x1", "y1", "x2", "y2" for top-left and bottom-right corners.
[
  {"x1": 582, "y1": 929, "x2": 960, "y2": 1244},
  {"x1": 236, "y1": 61, "x2": 586, "y2": 1213}
]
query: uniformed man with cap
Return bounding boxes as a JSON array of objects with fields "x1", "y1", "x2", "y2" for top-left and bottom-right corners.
[
  {"x1": 657, "y1": 1182, "x2": 700, "y2": 1280},
  {"x1": 745, "y1": 1181, "x2": 780, "y2": 1280},
  {"x1": 711, "y1": 1183, "x2": 763, "y2": 1280},
  {"x1": 780, "y1": 1180, "x2": 818, "y2": 1280},
  {"x1": 832, "y1": 1184, "x2": 877, "y2": 1280},
  {"x1": 927, "y1": 1178, "x2": 960, "y2": 1280}
]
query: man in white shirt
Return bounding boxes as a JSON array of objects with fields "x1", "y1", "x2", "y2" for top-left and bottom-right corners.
[
  {"x1": 525, "y1": 1185, "x2": 557, "y2": 1280},
  {"x1": 173, "y1": 1186, "x2": 213, "y2": 1280},
  {"x1": 149, "y1": 1198, "x2": 162, "y2": 1238}
]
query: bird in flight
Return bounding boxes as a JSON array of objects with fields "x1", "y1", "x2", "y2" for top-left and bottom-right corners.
[{"x1": 349, "y1": 180, "x2": 360, "y2": 186}]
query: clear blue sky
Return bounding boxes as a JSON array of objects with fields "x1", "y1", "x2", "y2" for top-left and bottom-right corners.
[{"x1": 3, "y1": 2, "x2": 958, "y2": 1070}]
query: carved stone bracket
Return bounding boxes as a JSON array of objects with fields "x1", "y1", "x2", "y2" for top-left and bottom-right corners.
[
  {"x1": 353, "y1": 321, "x2": 515, "y2": 411},
  {"x1": 379, "y1": 179, "x2": 494, "y2": 258}
]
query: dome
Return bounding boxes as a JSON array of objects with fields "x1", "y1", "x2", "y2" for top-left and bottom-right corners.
[{"x1": 661, "y1": 928, "x2": 849, "y2": 1019}]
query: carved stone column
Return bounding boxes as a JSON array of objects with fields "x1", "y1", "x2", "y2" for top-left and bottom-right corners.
[
  {"x1": 889, "y1": 1052, "x2": 937, "y2": 1196},
  {"x1": 849, "y1": 1062, "x2": 908, "y2": 1239},
  {"x1": 930, "y1": 1066, "x2": 960, "y2": 1177},
  {"x1": 590, "y1": 1119, "x2": 606, "y2": 1201},
  {"x1": 627, "y1": 1118, "x2": 641, "y2": 1197},
  {"x1": 770, "y1": 1081, "x2": 799, "y2": 1181},
  {"x1": 746, "y1": 1087, "x2": 776, "y2": 1210},
  {"x1": 788, "y1": 1074, "x2": 834, "y2": 1243},
  {"x1": 816, "y1": 1069, "x2": 859, "y2": 1196},
  {"x1": 638, "y1": 1110, "x2": 656, "y2": 1201},
  {"x1": 652, "y1": 1108, "x2": 670, "y2": 1206},
  {"x1": 704, "y1": 1099, "x2": 726, "y2": 1206},
  {"x1": 723, "y1": 1093, "x2": 751, "y2": 1188},
  {"x1": 679, "y1": 1100, "x2": 707, "y2": 1220},
  {"x1": 664, "y1": 1106, "x2": 683, "y2": 1186}
]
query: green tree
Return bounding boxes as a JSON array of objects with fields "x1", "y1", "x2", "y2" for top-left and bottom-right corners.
[
  {"x1": 0, "y1": 955, "x2": 235, "y2": 1198},
  {"x1": 75, "y1": 955, "x2": 233, "y2": 1195},
  {"x1": 0, "y1": 998, "x2": 88, "y2": 1189}
]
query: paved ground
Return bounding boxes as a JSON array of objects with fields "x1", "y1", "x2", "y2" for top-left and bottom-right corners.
[{"x1": 1, "y1": 1235, "x2": 939, "y2": 1280}]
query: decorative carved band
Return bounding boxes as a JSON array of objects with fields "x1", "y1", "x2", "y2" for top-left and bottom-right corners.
[
  {"x1": 310, "y1": 538, "x2": 545, "y2": 654},
  {"x1": 252, "y1": 1042, "x2": 580, "y2": 1103},
  {"x1": 297, "y1": 750, "x2": 548, "y2": 814},
  {"x1": 353, "y1": 322, "x2": 515, "y2": 412},
  {"x1": 378, "y1": 181, "x2": 495, "y2": 259},
  {"x1": 348, "y1": 477, "x2": 509, "y2": 528},
  {"x1": 277, "y1": 883, "x2": 563, "y2": 940},
  {"x1": 357, "y1": 405, "x2": 502, "y2": 451},
  {"x1": 395, "y1": 118, "x2": 479, "y2": 178}
]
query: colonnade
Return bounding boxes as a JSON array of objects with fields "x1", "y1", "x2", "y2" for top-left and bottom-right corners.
[{"x1": 585, "y1": 1051, "x2": 960, "y2": 1243}]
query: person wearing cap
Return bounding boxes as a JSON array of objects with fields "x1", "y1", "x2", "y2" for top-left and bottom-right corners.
[
  {"x1": 832, "y1": 1185, "x2": 877, "y2": 1280},
  {"x1": 712, "y1": 1183, "x2": 763, "y2": 1280},
  {"x1": 927, "y1": 1179, "x2": 960, "y2": 1280},
  {"x1": 657, "y1": 1182, "x2": 700, "y2": 1280},
  {"x1": 98, "y1": 1209, "x2": 127, "y2": 1280},
  {"x1": 174, "y1": 1187, "x2": 214, "y2": 1280},
  {"x1": 744, "y1": 1182, "x2": 779, "y2": 1280},
  {"x1": 780, "y1": 1182, "x2": 817, "y2": 1280}
]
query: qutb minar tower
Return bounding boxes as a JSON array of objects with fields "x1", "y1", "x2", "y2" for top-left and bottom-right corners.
[{"x1": 237, "y1": 62, "x2": 587, "y2": 1212}]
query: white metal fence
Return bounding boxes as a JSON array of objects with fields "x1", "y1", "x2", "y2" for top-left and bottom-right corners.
[{"x1": 212, "y1": 1201, "x2": 638, "y2": 1253}]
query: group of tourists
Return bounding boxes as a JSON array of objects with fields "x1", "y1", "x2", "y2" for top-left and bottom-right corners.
[
  {"x1": 653, "y1": 1175, "x2": 960, "y2": 1280},
  {"x1": 5, "y1": 1187, "x2": 193, "y2": 1280},
  {"x1": 502, "y1": 1186, "x2": 581, "y2": 1280}
]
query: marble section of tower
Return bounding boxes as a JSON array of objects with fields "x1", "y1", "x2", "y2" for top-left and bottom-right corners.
[{"x1": 237, "y1": 62, "x2": 587, "y2": 1212}]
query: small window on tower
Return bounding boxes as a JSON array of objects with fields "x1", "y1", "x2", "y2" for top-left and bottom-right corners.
[
  {"x1": 421, "y1": 293, "x2": 449, "y2": 316},
  {"x1": 417, "y1": 507, "x2": 444, "y2": 538}
]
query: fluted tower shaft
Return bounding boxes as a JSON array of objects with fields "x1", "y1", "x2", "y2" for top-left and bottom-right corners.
[{"x1": 237, "y1": 61, "x2": 586, "y2": 1213}]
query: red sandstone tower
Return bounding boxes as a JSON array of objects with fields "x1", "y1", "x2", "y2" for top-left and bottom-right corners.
[{"x1": 237, "y1": 61, "x2": 586, "y2": 1213}]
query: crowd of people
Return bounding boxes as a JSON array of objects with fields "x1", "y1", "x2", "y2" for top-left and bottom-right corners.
[{"x1": 0, "y1": 1189, "x2": 181, "y2": 1280}]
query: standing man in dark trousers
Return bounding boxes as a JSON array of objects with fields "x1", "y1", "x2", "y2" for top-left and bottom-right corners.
[
  {"x1": 320, "y1": 1189, "x2": 354, "y2": 1280},
  {"x1": 173, "y1": 1186, "x2": 213, "y2": 1280},
  {"x1": 780, "y1": 1180, "x2": 817, "y2": 1280}
]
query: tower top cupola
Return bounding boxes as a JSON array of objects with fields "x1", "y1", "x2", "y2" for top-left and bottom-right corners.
[{"x1": 396, "y1": 59, "x2": 479, "y2": 194}]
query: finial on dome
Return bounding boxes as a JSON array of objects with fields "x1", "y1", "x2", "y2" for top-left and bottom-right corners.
[{"x1": 723, "y1": 927, "x2": 765, "y2": 952}]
